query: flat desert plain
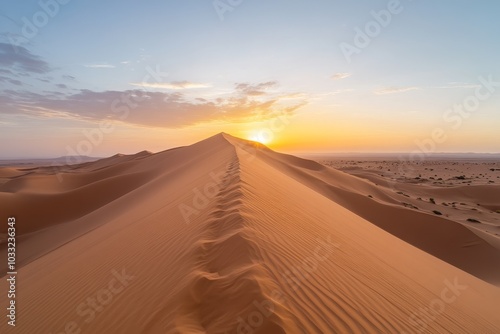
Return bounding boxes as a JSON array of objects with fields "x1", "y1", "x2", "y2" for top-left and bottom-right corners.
[{"x1": 1, "y1": 133, "x2": 500, "y2": 333}]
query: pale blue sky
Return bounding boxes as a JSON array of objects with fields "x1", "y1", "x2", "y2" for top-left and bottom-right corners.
[{"x1": 1, "y1": 0, "x2": 499, "y2": 157}]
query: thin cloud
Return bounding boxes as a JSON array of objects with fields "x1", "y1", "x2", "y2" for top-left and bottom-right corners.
[
  {"x1": 331, "y1": 72, "x2": 352, "y2": 80},
  {"x1": 433, "y1": 82, "x2": 481, "y2": 89},
  {"x1": 84, "y1": 64, "x2": 115, "y2": 68},
  {"x1": 374, "y1": 86, "x2": 420, "y2": 95},
  {"x1": 0, "y1": 42, "x2": 51, "y2": 73},
  {"x1": 0, "y1": 75, "x2": 22, "y2": 86},
  {"x1": 129, "y1": 81, "x2": 211, "y2": 89},
  {"x1": 235, "y1": 81, "x2": 278, "y2": 96},
  {"x1": 0, "y1": 81, "x2": 307, "y2": 128},
  {"x1": 280, "y1": 92, "x2": 307, "y2": 100}
]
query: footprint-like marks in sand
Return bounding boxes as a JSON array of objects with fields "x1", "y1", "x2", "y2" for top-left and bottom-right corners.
[{"x1": 176, "y1": 154, "x2": 288, "y2": 334}]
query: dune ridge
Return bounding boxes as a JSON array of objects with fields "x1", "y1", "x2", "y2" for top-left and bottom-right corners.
[{"x1": 170, "y1": 155, "x2": 290, "y2": 333}]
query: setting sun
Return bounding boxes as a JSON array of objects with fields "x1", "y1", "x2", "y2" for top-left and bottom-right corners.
[{"x1": 248, "y1": 130, "x2": 273, "y2": 145}]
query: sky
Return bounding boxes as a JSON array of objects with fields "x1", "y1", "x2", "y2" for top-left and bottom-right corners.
[{"x1": 0, "y1": 0, "x2": 499, "y2": 158}]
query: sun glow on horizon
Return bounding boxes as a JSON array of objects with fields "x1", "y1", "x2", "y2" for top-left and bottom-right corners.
[{"x1": 247, "y1": 130, "x2": 273, "y2": 145}]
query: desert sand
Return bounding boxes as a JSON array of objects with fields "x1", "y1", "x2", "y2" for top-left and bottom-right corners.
[{"x1": 1, "y1": 133, "x2": 500, "y2": 333}]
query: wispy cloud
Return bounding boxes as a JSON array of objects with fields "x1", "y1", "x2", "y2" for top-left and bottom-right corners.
[
  {"x1": 84, "y1": 64, "x2": 115, "y2": 68},
  {"x1": 374, "y1": 86, "x2": 420, "y2": 95},
  {"x1": 235, "y1": 81, "x2": 277, "y2": 96},
  {"x1": 433, "y1": 82, "x2": 481, "y2": 89},
  {"x1": 331, "y1": 72, "x2": 352, "y2": 80},
  {"x1": 129, "y1": 81, "x2": 211, "y2": 89},
  {"x1": 280, "y1": 92, "x2": 307, "y2": 100},
  {"x1": 308, "y1": 89, "x2": 355, "y2": 101},
  {"x1": 0, "y1": 81, "x2": 307, "y2": 128},
  {"x1": 0, "y1": 42, "x2": 51, "y2": 73},
  {"x1": 0, "y1": 75, "x2": 22, "y2": 86}
]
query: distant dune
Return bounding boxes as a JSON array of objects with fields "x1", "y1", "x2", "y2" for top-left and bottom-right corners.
[
  {"x1": 1, "y1": 133, "x2": 499, "y2": 333},
  {"x1": 0, "y1": 156, "x2": 100, "y2": 167}
]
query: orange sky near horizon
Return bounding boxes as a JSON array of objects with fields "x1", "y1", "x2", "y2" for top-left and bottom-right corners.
[{"x1": 1, "y1": 1, "x2": 500, "y2": 159}]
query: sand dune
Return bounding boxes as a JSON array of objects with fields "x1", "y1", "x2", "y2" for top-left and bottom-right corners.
[{"x1": 1, "y1": 133, "x2": 500, "y2": 333}]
